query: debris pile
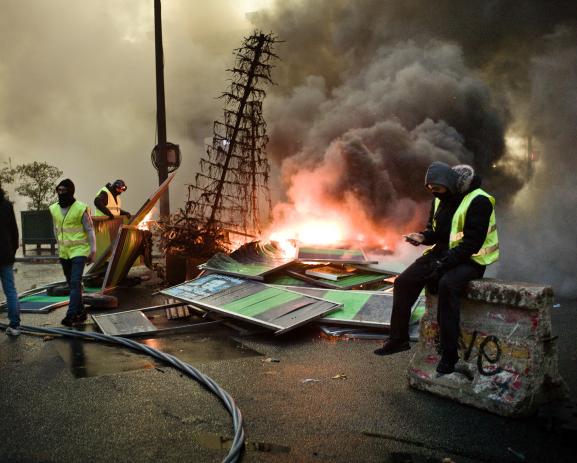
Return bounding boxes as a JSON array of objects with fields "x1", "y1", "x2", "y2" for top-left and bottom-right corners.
[{"x1": 124, "y1": 241, "x2": 424, "y2": 339}]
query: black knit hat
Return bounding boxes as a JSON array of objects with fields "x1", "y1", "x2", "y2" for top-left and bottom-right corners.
[{"x1": 56, "y1": 178, "x2": 75, "y2": 196}]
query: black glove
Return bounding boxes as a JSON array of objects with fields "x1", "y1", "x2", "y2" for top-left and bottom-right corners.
[
  {"x1": 425, "y1": 258, "x2": 448, "y2": 295},
  {"x1": 106, "y1": 213, "x2": 114, "y2": 219}
]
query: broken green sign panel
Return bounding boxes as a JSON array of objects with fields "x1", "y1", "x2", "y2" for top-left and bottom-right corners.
[
  {"x1": 297, "y1": 246, "x2": 377, "y2": 264},
  {"x1": 264, "y1": 272, "x2": 313, "y2": 287},
  {"x1": 92, "y1": 216, "x2": 126, "y2": 263},
  {"x1": 286, "y1": 267, "x2": 393, "y2": 290},
  {"x1": 161, "y1": 273, "x2": 341, "y2": 335},
  {"x1": 101, "y1": 226, "x2": 150, "y2": 292},
  {"x1": 92, "y1": 302, "x2": 223, "y2": 337},
  {"x1": 16, "y1": 286, "x2": 102, "y2": 313},
  {"x1": 199, "y1": 252, "x2": 294, "y2": 281},
  {"x1": 285, "y1": 287, "x2": 425, "y2": 328}
]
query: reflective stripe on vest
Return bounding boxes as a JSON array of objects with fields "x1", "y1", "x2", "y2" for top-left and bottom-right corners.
[
  {"x1": 93, "y1": 187, "x2": 121, "y2": 217},
  {"x1": 450, "y1": 224, "x2": 497, "y2": 243},
  {"x1": 424, "y1": 189, "x2": 499, "y2": 265},
  {"x1": 49, "y1": 201, "x2": 91, "y2": 259}
]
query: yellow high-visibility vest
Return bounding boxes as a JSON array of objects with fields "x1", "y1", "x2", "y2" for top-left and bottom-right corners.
[
  {"x1": 49, "y1": 201, "x2": 91, "y2": 259},
  {"x1": 425, "y1": 188, "x2": 499, "y2": 265},
  {"x1": 93, "y1": 187, "x2": 121, "y2": 217}
]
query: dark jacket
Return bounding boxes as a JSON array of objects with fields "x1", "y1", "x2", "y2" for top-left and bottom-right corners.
[
  {"x1": 0, "y1": 195, "x2": 19, "y2": 265},
  {"x1": 94, "y1": 184, "x2": 129, "y2": 218},
  {"x1": 420, "y1": 167, "x2": 493, "y2": 269}
]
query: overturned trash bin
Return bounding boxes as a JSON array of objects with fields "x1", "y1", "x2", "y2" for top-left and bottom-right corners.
[{"x1": 407, "y1": 279, "x2": 568, "y2": 417}]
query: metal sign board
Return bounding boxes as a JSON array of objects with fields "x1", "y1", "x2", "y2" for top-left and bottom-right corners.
[
  {"x1": 286, "y1": 267, "x2": 393, "y2": 290},
  {"x1": 92, "y1": 302, "x2": 223, "y2": 337},
  {"x1": 92, "y1": 216, "x2": 126, "y2": 263},
  {"x1": 281, "y1": 287, "x2": 425, "y2": 329},
  {"x1": 7, "y1": 286, "x2": 103, "y2": 313},
  {"x1": 199, "y1": 252, "x2": 294, "y2": 281},
  {"x1": 17, "y1": 292, "x2": 68, "y2": 313},
  {"x1": 297, "y1": 246, "x2": 377, "y2": 264},
  {"x1": 161, "y1": 273, "x2": 341, "y2": 335},
  {"x1": 101, "y1": 226, "x2": 150, "y2": 292}
]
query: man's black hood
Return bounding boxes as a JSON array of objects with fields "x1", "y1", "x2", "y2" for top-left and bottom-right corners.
[{"x1": 425, "y1": 161, "x2": 458, "y2": 194}]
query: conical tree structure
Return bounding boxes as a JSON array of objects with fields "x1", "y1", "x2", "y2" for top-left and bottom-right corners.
[{"x1": 184, "y1": 31, "x2": 279, "y2": 238}]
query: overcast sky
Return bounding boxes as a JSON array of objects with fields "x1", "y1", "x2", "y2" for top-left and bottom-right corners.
[{"x1": 0, "y1": 0, "x2": 271, "y2": 214}]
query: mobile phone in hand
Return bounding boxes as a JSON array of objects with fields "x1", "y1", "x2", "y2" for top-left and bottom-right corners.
[{"x1": 403, "y1": 234, "x2": 420, "y2": 245}]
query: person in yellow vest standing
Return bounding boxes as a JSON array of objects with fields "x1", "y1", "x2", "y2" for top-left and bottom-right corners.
[
  {"x1": 93, "y1": 179, "x2": 130, "y2": 219},
  {"x1": 374, "y1": 161, "x2": 499, "y2": 375},
  {"x1": 50, "y1": 179, "x2": 96, "y2": 327}
]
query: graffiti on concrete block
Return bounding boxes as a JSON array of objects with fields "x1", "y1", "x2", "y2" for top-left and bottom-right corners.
[{"x1": 462, "y1": 330, "x2": 502, "y2": 376}]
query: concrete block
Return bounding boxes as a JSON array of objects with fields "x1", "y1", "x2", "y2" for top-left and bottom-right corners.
[{"x1": 407, "y1": 278, "x2": 568, "y2": 417}]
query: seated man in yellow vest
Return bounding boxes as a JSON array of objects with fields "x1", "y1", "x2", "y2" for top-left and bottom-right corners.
[
  {"x1": 374, "y1": 161, "x2": 499, "y2": 375},
  {"x1": 93, "y1": 179, "x2": 131, "y2": 219},
  {"x1": 50, "y1": 179, "x2": 96, "y2": 327}
]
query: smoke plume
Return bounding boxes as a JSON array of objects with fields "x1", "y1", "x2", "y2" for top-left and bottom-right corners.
[{"x1": 250, "y1": 0, "x2": 577, "y2": 295}]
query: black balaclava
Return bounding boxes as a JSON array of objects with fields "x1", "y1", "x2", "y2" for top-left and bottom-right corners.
[
  {"x1": 424, "y1": 161, "x2": 457, "y2": 200},
  {"x1": 56, "y1": 179, "x2": 76, "y2": 208}
]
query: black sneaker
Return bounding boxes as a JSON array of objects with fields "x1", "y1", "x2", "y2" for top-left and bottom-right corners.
[{"x1": 374, "y1": 339, "x2": 411, "y2": 356}]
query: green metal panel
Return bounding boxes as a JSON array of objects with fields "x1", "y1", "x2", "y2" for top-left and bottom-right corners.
[
  {"x1": 297, "y1": 246, "x2": 373, "y2": 263},
  {"x1": 161, "y1": 274, "x2": 341, "y2": 334},
  {"x1": 319, "y1": 291, "x2": 373, "y2": 320},
  {"x1": 200, "y1": 253, "x2": 293, "y2": 280}
]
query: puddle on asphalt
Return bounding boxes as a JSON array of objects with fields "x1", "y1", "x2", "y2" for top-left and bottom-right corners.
[
  {"x1": 139, "y1": 328, "x2": 262, "y2": 365},
  {"x1": 195, "y1": 431, "x2": 290, "y2": 455},
  {"x1": 50, "y1": 326, "x2": 261, "y2": 378},
  {"x1": 50, "y1": 337, "x2": 156, "y2": 378}
]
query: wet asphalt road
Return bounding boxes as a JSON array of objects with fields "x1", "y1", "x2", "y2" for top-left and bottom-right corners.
[{"x1": 0, "y1": 263, "x2": 576, "y2": 463}]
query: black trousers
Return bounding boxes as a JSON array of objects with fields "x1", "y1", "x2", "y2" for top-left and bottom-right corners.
[{"x1": 389, "y1": 253, "x2": 485, "y2": 352}]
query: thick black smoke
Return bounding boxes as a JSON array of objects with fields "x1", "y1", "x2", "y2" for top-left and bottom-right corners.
[{"x1": 251, "y1": 1, "x2": 577, "y2": 295}]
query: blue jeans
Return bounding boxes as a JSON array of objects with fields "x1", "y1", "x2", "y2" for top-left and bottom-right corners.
[
  {"x1": 0, "y1": 264, "x2": 21, "y2": 328},
  {"x1": 60, "y1": 256, "x2": 86, "y2": 318}
]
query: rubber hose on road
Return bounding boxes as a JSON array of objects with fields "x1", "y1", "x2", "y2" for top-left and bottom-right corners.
[{"x1": 0, "y1": 323, "x2": 245, "y2": 463}]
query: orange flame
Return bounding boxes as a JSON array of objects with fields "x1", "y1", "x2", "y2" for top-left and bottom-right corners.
[
  {"x1": 137, "y1": 210, "x2": 155, "y2": 231},
  {"x1": 263, "y1": 144, "x2": 426, "y2": 253}
]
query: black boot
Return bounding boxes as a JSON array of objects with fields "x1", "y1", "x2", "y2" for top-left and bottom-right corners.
[
  {"x1": 436, "y1": 349, "x2": 458, "y2": 374},
  {"x1": 72, "y1": 311, "x2": 88, "y2": 326},
  {"x1": 374, "y1": 338, "x2": 410, "y2": 356},
  {"x1": 61, "y1": 316, "x2": 75, "y2": 327}
]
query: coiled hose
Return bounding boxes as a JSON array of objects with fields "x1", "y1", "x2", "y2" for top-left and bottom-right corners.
[{"x1": 0, "y1": 323, "x2": 245, "y2": 463}]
